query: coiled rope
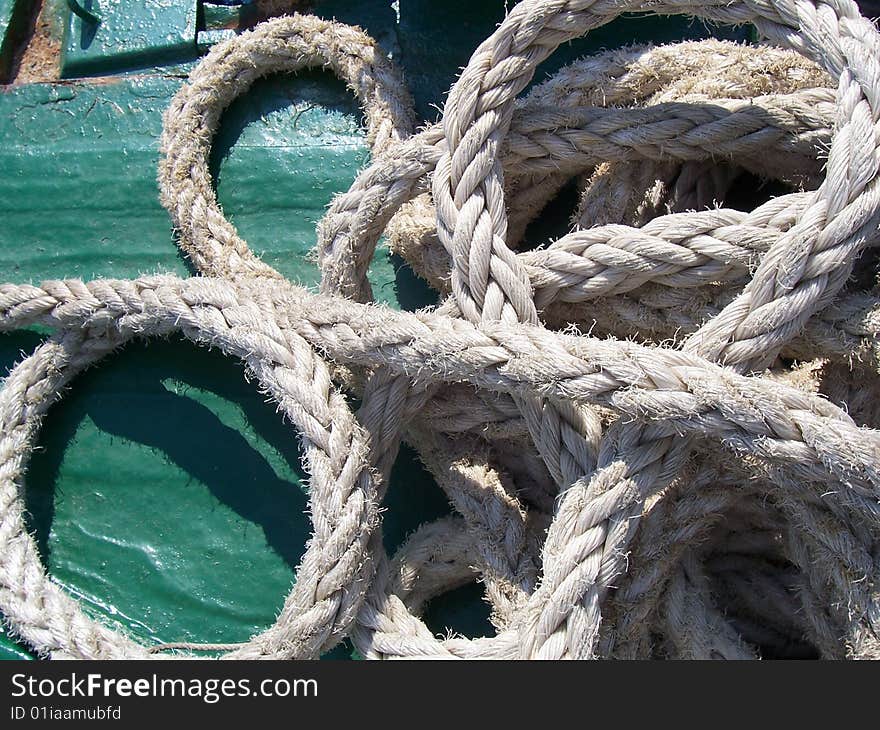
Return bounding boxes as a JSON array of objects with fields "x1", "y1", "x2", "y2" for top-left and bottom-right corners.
[{"x1": 1, "y1": 1, "x2": 880, "y2": 659}]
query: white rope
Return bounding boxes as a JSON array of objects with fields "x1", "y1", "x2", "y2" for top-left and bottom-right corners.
[{"x1": 1, "y1": 4, "x2": 880, "y2": 659}]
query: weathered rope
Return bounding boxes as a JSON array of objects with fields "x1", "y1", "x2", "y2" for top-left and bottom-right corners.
[
  {"x1": 1, "y1": 2, "x2": 880, "y2": 659},
  {"x1": 1, "y1": 273, "x2": 878, "y2": 656},
  {"x1": 0, "y1": 280, "x2": 381, "y2": 659}
]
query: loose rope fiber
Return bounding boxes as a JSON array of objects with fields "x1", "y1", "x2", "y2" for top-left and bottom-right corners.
[{"x1": 1, "y1": 2, "x2": 880, "y2": 659}]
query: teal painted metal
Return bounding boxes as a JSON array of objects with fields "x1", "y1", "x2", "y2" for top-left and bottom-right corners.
[
  {"x1": 0, "y1": 632, "x2": 32, "y2": 659},
  {"x1": 0, "y1": 0, "x2": 17, "y2": 61},
  {"x1": 0, "y1": 0, "x2": 30, "y2": 81},
  {"x1": 197, "y1": 1, "x2": 260, "y2": 46},
  {"x1": 0, "y1": 0, "x2": 14, "y2": 36},
  {"x1": 60, "y1": 0, "x2": 200, "y2": 77},
  {"x1": 67, "y1": 0, "x2": 100, "y2": 25},
  {"x1": 57, "y1": 0, "x2": 402, "y2": 79}
]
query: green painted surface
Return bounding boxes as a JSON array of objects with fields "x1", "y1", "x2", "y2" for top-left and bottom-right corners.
[
  {"x1": 0, "y1": 0, "x2": 28, "y2": 80},
  {"x1": 0, "y1": 72, "x2": 402, "y2": 299},
  {"x1": 0, "y1": 0, "x2": 754, "y2": 660},
  {"x1": 0, "y1": 79, "x2": 188, "y2": 281},
  {"x1": 60, "y1": 0, "x2": 402, "y2": 78},
  {"x1": 200, "y1": 1, "x2": 260, "y2": 40},
  {"x1": 0, "y1": 0, "x2": 15, "y2": 46},
  {"x1": 61, "y1": 0, "x2": 200, "y2": 77}
]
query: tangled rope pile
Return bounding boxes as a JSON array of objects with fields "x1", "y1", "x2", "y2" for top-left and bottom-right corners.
[{"x1": 2, "y1": 0, "x2": 880, "y2": 659}]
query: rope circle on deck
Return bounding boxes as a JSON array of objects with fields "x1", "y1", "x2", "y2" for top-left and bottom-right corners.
[
  {"x1": 2, "y1": 2, "x2": 880, "y2": 659},
  {"x1": 0, "y1": 278, "x2": 382, "y2": 659}
]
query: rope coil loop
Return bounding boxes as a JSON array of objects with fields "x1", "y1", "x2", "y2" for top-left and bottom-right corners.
[
  {"x1": 0, "y1": 278, "x2": 378, "y2": 659},
  {"x1": 159, "y1": 13, "x2": 415, "y2": 281}
]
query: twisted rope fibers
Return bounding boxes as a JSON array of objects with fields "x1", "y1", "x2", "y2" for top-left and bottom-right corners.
[{"x1": 1, "y1": 2, "x2": 880, "y2": 659}]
